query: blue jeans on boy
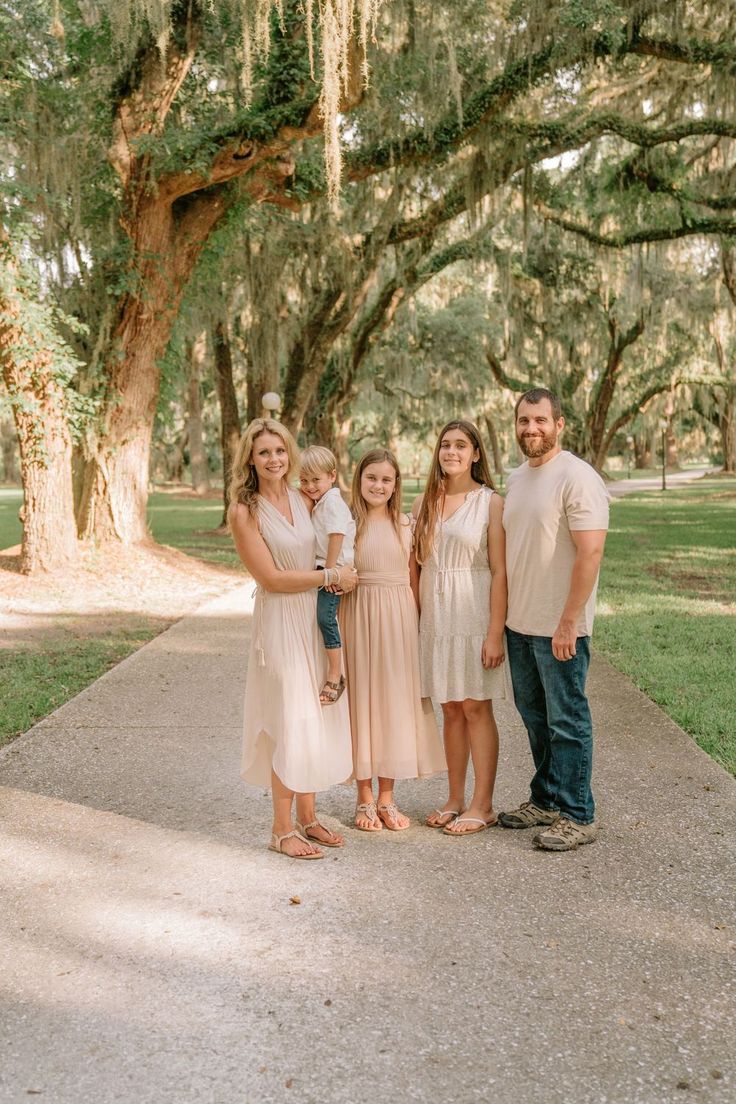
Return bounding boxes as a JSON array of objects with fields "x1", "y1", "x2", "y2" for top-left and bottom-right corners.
[
  {"x1": 317, "y1": 587, "x2": 342, "y2": 650},
  {"x1": 505, "y1": 628, "x2": 595, "y2": 825}
]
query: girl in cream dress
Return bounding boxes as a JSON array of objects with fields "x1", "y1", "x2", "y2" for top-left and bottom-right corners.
[
  {"x1": 229, "y1": 419, "x2": 357, "y2": 860},
  {"x1": 412, "y1": 420, "x2": 509, "y2": 836},
  {"x1": 339, "y1": 449, "x2": 445, "y2": 831}
]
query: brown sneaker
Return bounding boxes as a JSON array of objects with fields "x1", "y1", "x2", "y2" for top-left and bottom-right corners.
[
  {"x1": 498, "y1": 801, "x2": 558, "y2": 829},
  {"x1": 534, "y1": 817, "x2": 598, "y2": 851}
]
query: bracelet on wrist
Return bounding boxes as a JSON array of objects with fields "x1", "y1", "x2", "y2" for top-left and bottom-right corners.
[{"x1": 319, "y1": 566, "x2": 339, "y2": 588}]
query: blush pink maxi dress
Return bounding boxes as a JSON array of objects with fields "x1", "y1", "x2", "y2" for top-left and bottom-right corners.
[{"x1": 339, "y1": 515, "x2": 445, "y2": 781}]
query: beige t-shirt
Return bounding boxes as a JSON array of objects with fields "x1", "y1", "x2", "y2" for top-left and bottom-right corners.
[{"x1": 503, "y1": 451, "x2": 610, "y2": 638}]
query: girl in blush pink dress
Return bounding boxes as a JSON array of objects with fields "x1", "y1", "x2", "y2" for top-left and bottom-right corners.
[{"x1": 339, "y1": 449, "x2": 445, "y2": 832}]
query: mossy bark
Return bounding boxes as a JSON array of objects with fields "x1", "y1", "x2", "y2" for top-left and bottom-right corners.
[{"x1": 0, "y1": 236, "x2": 79, "y2": 572}]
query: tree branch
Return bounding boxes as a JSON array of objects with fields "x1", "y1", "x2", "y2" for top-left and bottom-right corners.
[
  {"x1": 536, "y1": 204, "x2": 736, "y2": 246},
  {"x1": 485, "y1": 347, "x2": 531, "y2": 393},
  {"x1": 630, "y1": 34, "x2": 736, "y2": 67}
]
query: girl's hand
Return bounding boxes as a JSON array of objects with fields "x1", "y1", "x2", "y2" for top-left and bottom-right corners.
[
  {"x1": 336, "y1": 565, "x2": 358, "y2": 593},
  {"x1": 482, "y1": 632, "x2": 505, "y2": 669}
]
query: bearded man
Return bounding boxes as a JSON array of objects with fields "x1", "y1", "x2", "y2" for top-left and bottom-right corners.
[{"x1": 499, "y1": 388, "x2": 610, "y2": 851}]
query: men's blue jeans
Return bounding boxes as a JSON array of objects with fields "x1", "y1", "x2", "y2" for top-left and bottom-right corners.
[{"x1": 505, "y1": 628, "x2": 595, "y2": 825}]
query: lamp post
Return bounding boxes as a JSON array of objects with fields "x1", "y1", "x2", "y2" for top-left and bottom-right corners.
[
  {"x1": 261, "y1": 391, "x2": 281, "y2": 418},
  {"x1": 626, "y1": 435, "x2": 634, "y2": 480},
  {"x1": 658, "y1": 418, "x2": 668, "y2": 491}
]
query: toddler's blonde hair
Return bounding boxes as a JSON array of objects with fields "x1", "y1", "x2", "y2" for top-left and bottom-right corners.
[{"x1": 300, "y1": 445, "x2": 337, "y2": 478}]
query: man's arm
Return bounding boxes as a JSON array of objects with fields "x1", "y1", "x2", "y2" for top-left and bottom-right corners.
[{"x1": 552, "y1": 529, "x2": 607, "y2": 661}]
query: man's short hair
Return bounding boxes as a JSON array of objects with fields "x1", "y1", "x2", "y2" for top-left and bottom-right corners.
[{"x1": 514, "y1": 387, "x2": 562, "y2": 421}]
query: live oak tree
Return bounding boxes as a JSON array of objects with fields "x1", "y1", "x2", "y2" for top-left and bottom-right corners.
[
  {"x1": 3, "y1": 0, "x2": 379, "y2": 549},
  {"x1": 481, "y1": 223, "x2": 711, "y2": 469},
  {"x1": 5, "y1": 0, "x2": 736, "y2": 563}
]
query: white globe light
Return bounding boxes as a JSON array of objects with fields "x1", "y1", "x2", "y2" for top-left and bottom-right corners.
[{"x1": 262, "y1": 391, "x2": 281, "y2": 412}]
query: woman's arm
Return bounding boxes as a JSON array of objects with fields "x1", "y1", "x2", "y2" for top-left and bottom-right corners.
[
  {"x1": 229, "y1": 503, "x2": 356, "y2": 594},
  {"x1": 482, "y1": 492, "x2": 507, "y2": 669}
]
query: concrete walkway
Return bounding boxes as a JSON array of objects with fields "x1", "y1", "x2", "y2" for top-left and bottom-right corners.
[
  {"x1": 1, "y1": 583, "x2": 734, "y2": 1104},
  {"x1": 607, "y1": 466, "x2": 712, "y2": 497}
]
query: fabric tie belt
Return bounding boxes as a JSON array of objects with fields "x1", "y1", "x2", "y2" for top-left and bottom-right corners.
[{"x1": 358, "y1": 570, "x2": 409, "y2": 588}]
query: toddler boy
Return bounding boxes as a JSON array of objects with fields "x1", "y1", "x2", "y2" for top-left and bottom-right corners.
[{"x1": 299, "y1": 446, "x2": 356, "y2": 705}]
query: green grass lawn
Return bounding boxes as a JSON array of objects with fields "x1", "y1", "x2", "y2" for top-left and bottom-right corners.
[
  {"x1": 146, "y1": 492, "x2": 238, "y2": 566},
  {"x1": 596, "y1": 477, "x2": 736, "y2": 775},
  {"x1": 0, "y1": 628, "x2": 159, "y2": 748}
]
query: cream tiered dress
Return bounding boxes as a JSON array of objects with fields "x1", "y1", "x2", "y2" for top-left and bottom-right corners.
[
  {"x1": 241, "y1": 488, "x2": 353, "y2": 793},
  {"x1": 339, "y1": 515, "x2": 444, "y2": 781},
  {"x1": 419, "y1": 485, "x2": 510, "y2": 704}
]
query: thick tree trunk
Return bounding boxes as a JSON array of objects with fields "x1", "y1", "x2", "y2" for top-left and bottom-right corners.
[
  {"x1": 0, "y1": 416, "x2": 20, "y2": 483},
  {"x1": 244, "y1": 240, "x2": 286, "y2": 423},
  {"x1": 634, "y1": 434, "x2": 652, "y2": 469},
  {"x1": 1, "y1": 357, "x2": 78, "y2": 571},
  {"x1": 213, "y1": 320, "x2": 242, "y2": 525},
  {"x1": 282, "y1": 290, "x2": 344, "y2": 434},
  {"x1": 662, "y1": 394, "x2": 680, "y2": 470},
  {"x1": 333, "y1": 415, "x2": 353, "y2": 489},
  {"x1": 709, "y1": 315, "x2": 736, "y2": 473},
  {"x1": 719, "y1": 391, "x2": 736, "y2": 472},
  {"x1": 168, "y1": 431, "x2": 188, "y2": 483},
  {"x1": 589, "y1": 317, "x2": 645, "y2": 469},
  {"x1": 15, "y1": 397, "x2": 78, "y2": 572},
  {"x1": 0, "y1": 248, "x2": 79, "y2": 571},
  {"x1": 77, "y1": 332, "x2": 167, "y2": 542},
  {"x1": 77, "y1": 192, "x2": 229, "y2": 543},
  {"x1": 483, "y1": 414, "x2": 504, "y2": 476},
  {"x1": 665, "y1": 426, "x2": 680, "y2": 470},
  {"x1": 187, "y1": 331, "x2": 211, "y2": 495}
]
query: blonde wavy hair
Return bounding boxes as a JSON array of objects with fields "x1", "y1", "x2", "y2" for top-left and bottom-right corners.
[
  {"x1": 300, "y1": 444, "x2": 337, "y2": 478},
  {"x1": 228, "y1": 418, "x2": 301, "y2": 516},
  {"x1": 350, "y1": 448, "x2": 403, "y2": 547},
  {"x1": 413, "y1": 420, "x2": 494, "y2": 565}
]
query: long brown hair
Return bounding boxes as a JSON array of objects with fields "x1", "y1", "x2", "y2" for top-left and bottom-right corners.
[
  {"x1": 350, "y1": 448, "x2": 403, "y2": 546},
  {"x1": 228, "y1": 418, "x2": 301, "y2": 516},
  {"x1": 413, "y1": 419, "x2": 494, "y2": 565}
]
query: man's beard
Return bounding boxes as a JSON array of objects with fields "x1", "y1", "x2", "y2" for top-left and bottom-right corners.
[{"x1": 517, "y1": 430, "x2": 558, "y2": 459}]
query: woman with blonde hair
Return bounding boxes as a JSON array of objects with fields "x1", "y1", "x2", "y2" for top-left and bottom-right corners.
[
  {"x1": 229, "y1": 418, "x2": 358, "y2": 859},
  {"x1": 339, "y1": 449, "x2": 444, "y2": 831},
  {"x1": 411, "y1": 419, "x2": 508, "y2": 835}
]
